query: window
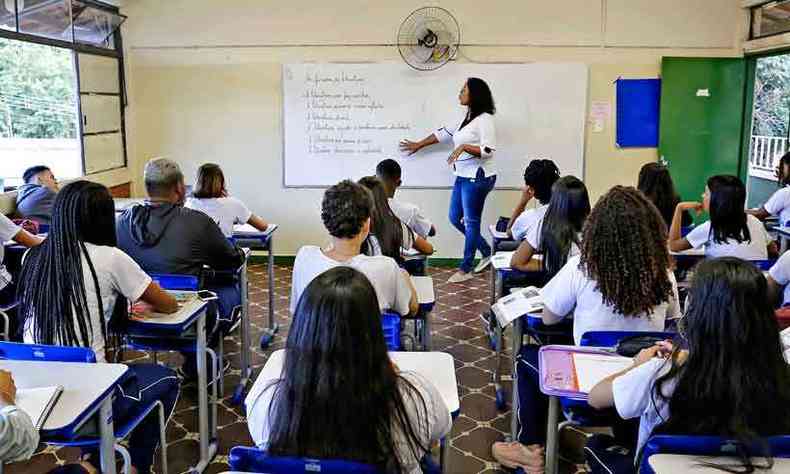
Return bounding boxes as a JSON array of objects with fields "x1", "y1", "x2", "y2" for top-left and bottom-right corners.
[
  {"x1": 751, "y1": 1, "x2": 790, "y2": 39},
  {"x1": 0, "y1": 0, "x2": 126, "y2": 187},
  {"x1": 0, "y1": 37, "x2": 82, "y2": 186}
]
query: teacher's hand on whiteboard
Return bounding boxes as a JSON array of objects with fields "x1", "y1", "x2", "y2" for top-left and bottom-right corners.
[{"x1": 399, "y1": 140, "x2": 422, "y2": 156}]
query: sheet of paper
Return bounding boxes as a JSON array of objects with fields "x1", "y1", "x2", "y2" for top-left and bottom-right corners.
[
  {"x1": 16, "y1": 386, "x2": 62, "y2": 429},
  {"x1": 491, "y1": 251, "x2": 515, "y2": 270},
  {"x1": 492, "y1": 287, "x2": 543, "y2": 327},
  {"x1": 572, "y1": 353, "x2": 632, "y2": 394},
  {"x1": 233, "y1": 223, "x2": 278, "y2": 236},
  {"x1": 131, "y1": 297, "x2": 206, "y2": 325}
]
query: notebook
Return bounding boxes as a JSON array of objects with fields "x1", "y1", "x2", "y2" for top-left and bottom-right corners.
[
  {"x1": 571, "y1": 353, "x2": 632, "y2": 393},
  {"x1": 16, "y1": 386, "x2": 63, "y2": 429},
  {"x1": 491, "y1": 286, "x2": 543, "y2": 327}
]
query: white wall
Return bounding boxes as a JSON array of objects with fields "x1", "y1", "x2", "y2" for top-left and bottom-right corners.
[{"x1": 120, "y1": 0, "x2": 747, "y2": 258}]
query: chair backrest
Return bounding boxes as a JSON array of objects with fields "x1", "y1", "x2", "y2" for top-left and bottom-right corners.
[
  {"x1": 229, "y1": 447, "x2": 381, "y2": 473},
  {"x1": 381, "y1": 311, "x2": 401, "y2": 351},
  {"x1": 150, "y1": 273, "x2": 200, "y2": 291},
  {"x1": 750, "y1": 259, "x2": 778, "y2": 271},
  {"x1": 639, "y1": 435, "x2": 790, "y2": 474},
  {"x1": 579, "y1": 331, "x2": 675, "y2": 348},
  {"x1": 0, "y1": 341, "x2": 96, "y2": 363}
]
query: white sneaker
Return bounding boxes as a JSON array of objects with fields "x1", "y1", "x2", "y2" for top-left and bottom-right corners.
[
  {"x1": 447, "y1": 270, "x2": 474, "y2": 284},
  {"x1": 473, "y1": 256, "x2": 492, "y2": 273}
]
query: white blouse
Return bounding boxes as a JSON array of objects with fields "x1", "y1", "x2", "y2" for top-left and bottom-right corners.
[{"x1": 434, "y1": 112, "x2": 496, "y2": 178}]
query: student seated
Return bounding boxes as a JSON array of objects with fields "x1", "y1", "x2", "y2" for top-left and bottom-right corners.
[
  {"x1": 585, "y1": 257, "x2": 790, "y2": 473},
  {"x1": 751, "y1": 151, "x2": 790, "y2": 224},
  {"x1": 507, "y1": 159, "x2": 560, "y2": 241},
  {"x1": 669, "y1": 175, "x2": 773, "y2": 260},
  {"x1": 247, "y1": 266, "x2": 451, "y2": 474},
  {"x1": 16, "y1": 165, "x2": 59, "y2": 225},
  {"x1": 359, "y1": 176, "x2": 434, "y2": 259},
  {"x1": 116, "y1": 158, "x2": 245, "y2": 322},
  {"x1": 0, "y1": 213, "x2": 42, "y2": 307},
  {"x1": 290, "y1": 180, "x2": 417, "y2": 316},
  {"x1": 492, "y1": 186, "x2": 679, "y2": 471},
  {"x1": 510, "y1": 176, "x2": 589, "y2": 276},
  {"x1": 768, "y1": 250, "x2": 790, "y2": 307},
  {"x1": 185, "y1": 163, "x2": 269, "y2": 237},
  {"x1": 637, "y1": 162, "x2": 691, "y2": 230},
  {"x1": 376, "y1": 158, "x2": 436, "y2": 238},
  {"x1": 19, "y1": 181, "x2": 180, "y2": 474},
  {"x1": 0, "y1": 369, "x2": 38, "y2": 463}
]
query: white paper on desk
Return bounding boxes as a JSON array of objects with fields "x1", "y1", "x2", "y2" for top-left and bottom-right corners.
[
  {"x1": 132, "y1": 297, "x2": 206, "y2": 325},
  {"x1": 402, "y1": 247, "x2": 421, "y2": 257},
  {"x1": 492, "y1": 286, "x2": 542, "y2": 327},
  {"x1": 491, "y1": 251, "x2": 515, "y2": 270},
  {"x1": 16, "y1": 385, "x2": 63, "y2": 429},
  {"x1": 233, "y1": 223, "x2": 278, "y2": 236},
  {"x1": 572, "y1": 353, "x2": 632, "y2": 394}
]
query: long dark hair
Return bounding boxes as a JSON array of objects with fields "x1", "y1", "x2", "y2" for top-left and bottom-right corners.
[
  {"x1": 192, "y1": 163, "x2": 226, "y2": 199},
  {"x1": 777, "y1": 152, "x2": 790, "y2": 187},
  {"x1": 651, "y1": 258, "x2": 790, "y2": 472},
  {"x1": 637, "y1": 162, "x2": 682, "y2": 228},
  {"x1": 580, "y1": 186, "x2": 674, "y2": 316},
  {"x1": 358, "y1": 176, "x2": 406, "y2": 264},
  {"x1": 265, "y1": 267, "x2": 430, "y2": 472},
  {"x1": 539, "y1": 176, "x2": 590, "y2": 278},
  {"x1": 707, "y1": 175, "x2": 750, "y2": 245},
  {"x1": 460, "y1": 77, "x2": 495, "y2": 130},
  {"x1": 19, "y1": 181, "x2": 117, "y2": 351}
]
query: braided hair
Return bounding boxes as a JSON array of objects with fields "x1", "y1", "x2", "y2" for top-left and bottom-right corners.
[
  {"x1": 19, "y1": 181, "x2": 119, "y2": 355},
  {"x1": 580, "y1": 186, "x2": 674, "y2": 316}
]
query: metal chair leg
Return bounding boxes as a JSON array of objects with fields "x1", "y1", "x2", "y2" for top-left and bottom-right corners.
[{"x1": 157, "y1": 401, "x2": 169, "y2": 474}]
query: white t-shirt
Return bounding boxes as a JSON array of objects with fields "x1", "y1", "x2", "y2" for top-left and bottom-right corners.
[
  {"x1": 612, "y1": 358, "x2": 675, "y2": 459},
  {"x1": 540, "y1": 255, "x2": 680, "y2": 344},
  {"x1": 389, "y1": 198, "x2": 433, "y2": 239},
  {"x1": 764, "y1": 186, "x2": 790, "y2": 226},
  {"x1": 246, "y1": 370, "x2": 451, "y2": 474},
  {"x1": 511, "y1": 204, "x2": 548, "y2": 241},
  {"x1": 23, "y1": 243, "x2": 151, "y2": 363},
  {"x1": 185, "y1": 196, "x2": 253, "y2": 237},
  {"x1": 685, "y1": 214, "x2": 769, "y2": 260},
  {"x1": 770, "y1": 250, "x2": 790, "y2": 306},
  {"x1": 525, "y1": 218, "x2": 581, "y2": 259},
  {"x1": 434, "y1": 113, "x2": 496, "y2": 178},
  {"x1": 0, "y1": 214, "x2": 21, "y2": 291},
  {"x1": 290, "y1": 246, "x2": 412, "y2": 316}
]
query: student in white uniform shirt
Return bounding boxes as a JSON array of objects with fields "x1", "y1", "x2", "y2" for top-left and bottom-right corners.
[
  {"x1": 376, "y1": 158, "x2": 436, "y2": 239},
  {"x1": 400, "y1": 78, "x2": 497, "y2": 283},
  {"x1": 585, "y1": 258, "x2": 790, "y2": 474},
  {"x1": 492, "y1": 186, "x2": 679, "y2": 472},
  {"x1": 185, "y1": 163, "x2": 269, "y2": 237},
  {"x1": 0, "y1": 369, "x2": 38, "y2": 463},
  {"x1": 507, "y1": 159, "x2": 560, "y2": 241},
  {"x1": 669, "y1": 175, "x2": 774, "y2": 260},
  {"x1": 248, "y1": 267, "x2": 450, "y2": 474},
  {"x1": 0, "y1": 212, "x2": 42, "y2": 307},
  {"x1": 751, "y1": 151, "x2": 790, "y2": 225},
  {"x1": 510, "y1": 176, "x2": 589, "y2": 277},
  {"x1": 768, "y1": 249, "x2": 790, "y2": 306},
  {"x1": 19, "y1": 181, "x2": 181, "y2": 474},
  {"x1": 290, "y1": 180, "x2": 418, "y2": 316}
]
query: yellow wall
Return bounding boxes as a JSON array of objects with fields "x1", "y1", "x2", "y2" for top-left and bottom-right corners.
[{"x1": 120, "y1": 0, "x2": 747, "y2": 257}]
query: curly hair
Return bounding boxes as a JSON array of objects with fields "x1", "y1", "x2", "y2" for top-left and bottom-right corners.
[
  {"x1": 523, "y1": 159, "x2": 560, "y2": 204},
  {"x1": 321, "y1": 180, "x2": 372, "y2": 239},
  {"x1": 580, "y1": 186, "x2": 673, "y2": 316}
]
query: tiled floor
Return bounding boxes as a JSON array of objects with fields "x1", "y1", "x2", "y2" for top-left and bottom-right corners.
[{"x1": 8, "y1": 264, "x2": 589, "y2": 474}]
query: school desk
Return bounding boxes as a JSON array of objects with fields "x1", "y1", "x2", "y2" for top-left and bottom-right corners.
[
  {"x1": 0, "y1": 360, "x2": 128, "y2": 474},
  {"x1": 124, "y1": 295, "x2": 216, "y2": 473},
  {"x1": 648, "y1": 454, "x2": 790, "y2": 473},
  {"x1": 410, "y1": 275, "x2": 435, "y2": 351}
]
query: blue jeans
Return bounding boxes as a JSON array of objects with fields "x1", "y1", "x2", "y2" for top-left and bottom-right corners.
[{"x1": 449, "y1": 168, "x2": 496, "y2": 273}]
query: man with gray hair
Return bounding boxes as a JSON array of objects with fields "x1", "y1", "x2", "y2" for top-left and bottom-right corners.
[{"x1": 116, "y1": 158, "x2": 244, "y2": 376}]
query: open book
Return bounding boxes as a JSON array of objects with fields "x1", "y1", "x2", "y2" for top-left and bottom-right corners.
[
  {"x1": 16, "y1": 386, "x2": 63, "y2": 429},
  {"x1": 571, "y1": 353, "x2": 632, "y2": 393},
  {"x1": 492, "y1": 286, "x2": 543, "y2": 327}
]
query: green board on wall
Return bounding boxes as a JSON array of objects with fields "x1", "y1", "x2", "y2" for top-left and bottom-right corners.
[{"x1": 659, "y1": 57, "x2": 747, "y2": 210}]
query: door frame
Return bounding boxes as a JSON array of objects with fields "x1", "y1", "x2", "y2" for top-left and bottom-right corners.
[{"x1": 739, "y1": 48, "x2": 790, "y2": 183}]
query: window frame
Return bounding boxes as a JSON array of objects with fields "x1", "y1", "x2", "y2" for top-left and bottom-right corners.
[
  {"x1": 0, "y1": 0, "x2": 127, "y2": 178},
  {"x1": 750, "y1": 1, "x2": 790, "y2": 41}
]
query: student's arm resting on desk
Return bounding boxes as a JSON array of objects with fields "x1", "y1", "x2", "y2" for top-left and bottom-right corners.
[
  {"x1": 748, "y1": 207, "x2": 772, "y2": 220},
  {"x1": 588, "y1": 346, "x2": 666, "y2": 410},
  {"x1": 140, "y1": 281, "x2": 179, "y2": 314},
  {"x1": 506, "y1": 189, "x2": 533, "y2": 236},
  {"x1": 510, "y1": 239, "x2": 542, "y2": 273},
  {"x1": 412, "y1": 235, "x2": 434, "y2": 255},
  {"x1": 12, "y1": 228, "x2": 43, "y2": 247},
  {"x1": 0, "y1": 370, "x2": 39, "y2": 463},
  {"x1": 247, "y1": 214, "x2": 269, "y2": 233},
  {"x1": 668, "y1": 202, "x2": 701, "y2": 252},
  {"x1": 403, "y1": 269, "x2": 419, "y2": 316}
]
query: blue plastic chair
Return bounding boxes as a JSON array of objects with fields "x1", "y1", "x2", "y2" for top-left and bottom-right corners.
[
  {"x1": 0, "y1": 342, "x2": 170, "y2": 474},
  {"x1": 639, "y1": 435, "x2": 790, "y2": 474},
  {"x1": 381, "y1": 311, "x2": 402, "y2": 351},
  {"x1": 751, "y1": 258, "x2": 778, "y2": 271},
  {"x1": 229, "y1": 447, "x2": 381, "y2": 473}
]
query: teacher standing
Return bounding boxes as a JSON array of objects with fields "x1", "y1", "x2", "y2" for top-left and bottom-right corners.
[{"x1": 400, "y1": 78, "x2": 497, "y2": 283}]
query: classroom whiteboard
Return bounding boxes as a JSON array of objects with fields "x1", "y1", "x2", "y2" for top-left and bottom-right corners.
[{"x1": 283, "y1": 62, "x2": 588, "y2": 188}]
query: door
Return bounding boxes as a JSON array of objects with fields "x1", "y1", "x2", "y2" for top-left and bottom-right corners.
[{"x1": 659, "y1": 57, "x2": 748, "y2": 207}]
